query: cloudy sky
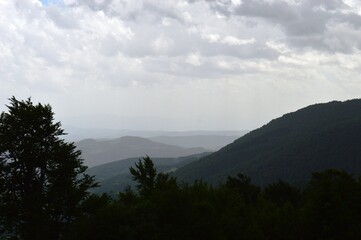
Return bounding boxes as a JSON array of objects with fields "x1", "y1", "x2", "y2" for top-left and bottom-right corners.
[{"x1": 1, "y1": 0, "x2": 361, "y2": 131}]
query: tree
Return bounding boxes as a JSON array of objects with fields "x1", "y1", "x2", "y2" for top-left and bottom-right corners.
[
  {"x1": 263, "y1": 180, "x2": 301, "y2": 207},
  {"x1": 129, "y1": 156, "x2": 178, "y2": 196},
  {"x1": 302, "y1": 169, "x2": 361, "y2": 240},
  {"x1": 129, "y1": 156, "x2": 157, "y2": 196},
  {"x1": 0, "y1": 97, "x2": 96, "y2": 240},
  {"x1": 224, "y1": 173, "x2": 260, "y2": 204}
]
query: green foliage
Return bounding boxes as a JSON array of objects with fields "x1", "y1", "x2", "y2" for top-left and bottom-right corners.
[
  {"x1": 302, "y1": 169, "x2": 361, "y2": 239},
  {"x1": 68, "y1": 159, "x2": 361, "y2": 240},
  {"x1": 129, "y1": 156, "x2": 157, "y2": 196},
  {"x1": 263, "y1": 180, "x2": 301, "y2": 207},
  {"x1": 129, "y1": 156, "x2": 179, "y2": 197},
  {"x1": 224, "y1": 173, "x2": 260, "y2": 204},
  {"x1": 0, "y1": 97, "x2": 96, "y2": 239}
]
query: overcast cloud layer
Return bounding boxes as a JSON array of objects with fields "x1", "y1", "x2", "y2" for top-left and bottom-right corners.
[{"x1": 1, "y1": 0, "x2": 361, "y2": 131}]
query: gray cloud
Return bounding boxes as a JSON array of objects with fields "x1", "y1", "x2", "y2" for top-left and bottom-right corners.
[
  {"x1": 69, "y1": 0, "x2": 114, "y2": 11},
  {"x1": 307, "y1": 0, "x2": 349, "y2": 11},
  {"x1": 235, "y1": 0, "x2": 298, "y2": 23},
  {"x1": 196, "y1": 0, "x2": 361, "y2": 53},
  {"x1": 45, "y1": 5, "x2": 79, "y2": 29}
]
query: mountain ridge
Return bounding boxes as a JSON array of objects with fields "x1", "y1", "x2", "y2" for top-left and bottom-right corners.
[
  {"x1": 77, "y1": 136, "x2": 210, "y2": 167},
  {"x1": 148, "y1": 134, "x2": 245, "y2": 150},
  {"x1": 174, "y1": 99, "x2": 361, "y2": 186}
]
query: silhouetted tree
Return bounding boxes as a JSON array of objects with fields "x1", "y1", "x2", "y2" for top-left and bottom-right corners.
[
  {"x1": 0, "y1": 97, "x2": 96, "y2": 240},
  {"x1": 225, "y1": 173, "x2": 260, "y2": 204},
  {"x1": 263, "y1": 180, "x2": 301, "y2": 207},
  {"x1": 129, "y1": 156, "x2": 157, "y2": 196},
  {"x1": 302, "y1": 169, "x2": 361, "y2": 240}
]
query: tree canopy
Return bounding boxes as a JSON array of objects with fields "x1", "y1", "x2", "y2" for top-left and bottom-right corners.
[
  {"x1": 0, "y1": 97, "x2": 96, "y2": 239},
  {"x1": 69, "y1": 158, "x2": 361, "y2": 240}
]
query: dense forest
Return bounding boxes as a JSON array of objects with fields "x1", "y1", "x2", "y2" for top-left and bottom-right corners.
[
  {"x1": 68, "y1": 157, "x2": 361, "y2": 240},
  {"x1": 1, "y1": 97, "x2": 361, "y2": 240}
]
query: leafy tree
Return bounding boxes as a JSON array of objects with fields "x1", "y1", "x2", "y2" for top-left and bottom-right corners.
[
  {"x1": 129, "y1": 156, "x2": 178, "y2": 197},
  {"x1": 302, "y1": 169, "x2": 361, "y2": 239},
  {"x1": 129, "y1": 156, "x2": 157, "y2": 196},
  {"x1": 225, "y1": 173, "x2": 260, "y2": 204},
  {"x1": 0, "y1": 97, "x2": 96, "y2": 240},
  {"x1": 263, "y1": 180, "x2": 301, "y2": 207}
]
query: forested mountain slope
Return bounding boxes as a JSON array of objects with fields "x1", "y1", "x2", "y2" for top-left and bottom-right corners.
[
  {"x1": 149, "y1": 134, "x2": 245, "y2": 150},
  {"x1": 174, "y1": 99, "x2": 361, "y2": 186}
]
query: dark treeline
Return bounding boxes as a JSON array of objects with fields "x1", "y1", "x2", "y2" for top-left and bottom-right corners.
[{"x1": 67, "y1": 157, "x2": 361, "y2": 240}]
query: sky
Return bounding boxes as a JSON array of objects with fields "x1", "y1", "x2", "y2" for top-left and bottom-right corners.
[{"x1": 1, "y1": 0, "x2": 361, "y2": 131}]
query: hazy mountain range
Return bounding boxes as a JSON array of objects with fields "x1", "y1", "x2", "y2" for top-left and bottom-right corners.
[
  {"x1": 75, "y1": 130, "x2": 246, "y2": 167},
  {"x1": 65, "y1": 127, "x2": 247, "y2": 142},
  {"x1": 148, "y1": 135, "x2": 244, "y2": 151},
  {"x1": 76, "y1": 136, "x2": 210, "y2": 167}
]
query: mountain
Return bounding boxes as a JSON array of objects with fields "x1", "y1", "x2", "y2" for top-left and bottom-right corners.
[
  {"x1": 149, "y1": 134, "x2": 247, "y2": 151},
  {"x1": 64, "y1": 127, "x2": 246, "y2": 142},
  {"x1": 76, "y1": 136, "x2": 210, "y2": 167},
  {"x1": 87, "y1": 153, "x2": 211, "y2": 193},
  {"x1": 174, "y1": 99, "x2": 361, "y2": 186}
]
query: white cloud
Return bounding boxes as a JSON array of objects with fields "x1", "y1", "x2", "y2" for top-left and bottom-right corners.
[
  {"x1": 185, "y1": 52, "x2": 204, "y2": 66},
  {"x1": 202, "y1": 33, "x2": 221, "y2": 43},
  {"x1": 217, "y1": 60, "x2": 234, "y2": 70},
  {"x1": 266, "y1": 41, "x2": 291, "y2": 54},
  {"x1": 221, "y1": 36, "x2": 255, "y2": 45},
  {"x1": 151, "y1": 35, "x2": 174, "y2": 54}
]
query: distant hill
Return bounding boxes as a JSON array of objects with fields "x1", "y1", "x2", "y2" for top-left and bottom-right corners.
[
  {"x1": 149, "y1": 134, "x2": 246, "y2": 150},
  {"x1": 87, "y1": 153, "x2": 211, "y2": 193},
  {"x1": 174, "y1": 99, "x2": 361, "y2": 186},
  {"x1": 76, "y1": 136, "x2": 210, "y2": 167},
  {"x1": 64, "y1": 127, "x2": 247, "y2": 141}
]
